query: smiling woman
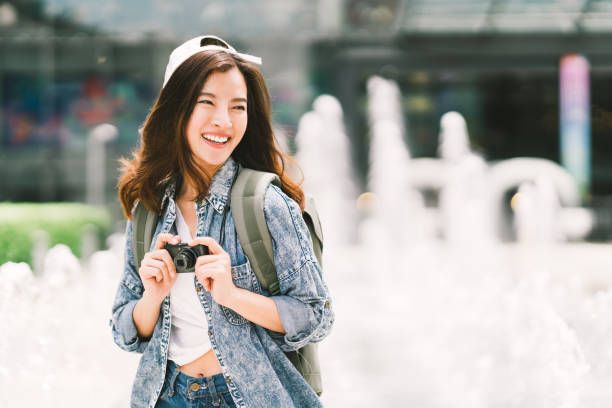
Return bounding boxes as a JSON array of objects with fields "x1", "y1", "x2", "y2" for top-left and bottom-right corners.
[{"x1": 111, "y1": 35, "x2": 333, "y2": 408}]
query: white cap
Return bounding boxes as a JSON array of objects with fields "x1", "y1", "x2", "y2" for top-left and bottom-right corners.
[{"x1": 163, "y1": 35, "x2": 262, "y2": 88}]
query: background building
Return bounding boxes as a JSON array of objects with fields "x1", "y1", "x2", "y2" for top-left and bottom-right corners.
[{"x1": 1, "y1": 0, "x2": 612, "y2": 235}]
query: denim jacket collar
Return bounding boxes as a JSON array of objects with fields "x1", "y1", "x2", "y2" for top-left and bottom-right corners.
[{"x1": 159, "y1": 157, "x2": 238, "y2": 215}]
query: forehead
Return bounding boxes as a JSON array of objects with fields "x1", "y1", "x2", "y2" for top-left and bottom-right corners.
[{"x1": 201, "y1": 67, "x2": 247, "y2": 96}]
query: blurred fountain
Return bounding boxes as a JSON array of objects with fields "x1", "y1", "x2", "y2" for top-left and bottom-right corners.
[
  {"x1": 0, "y1": 240, "x2": 135, "y2": 408},
  {"x1": 437, "y1": 111, "x2": 493, "y2": 244},
  {"x1": 42, "y1": 244, "x2": 81, "y2": 288},
  {"x1": 0, "y1": 261, "x2": 35, "y2": 300},
  {"x1": 87, "y1": 123, "x2": 118, "y2": 206},
  {"x1": 366, "y1": 76, "x2": 405, "y2": 128},
  {"x1": 489, "y1": 158, "x2": 595, "y2": 241},
  {"x1": 295, "y1": 94, "x2": 359, "y2": 248},
  {"x1": 513, "y1": 177, "x2": 562, "y2": 244},
  {"x1": 106, "y1": 232, "x2": 126, "y2": 263},
  {"x1": 81, "y1": 223, "x2": 100, "y2": 262},
  {"x1": 31, "y1": 229, "x2": 49, "y2": 276},
  {"x1": 89, "y1": 232, "x2": 125, "y2": 282},
  {"x1": 365, "y1": 76, "x2": 425, "y2": 248},
  {"x1": 312, "y1": 94, "x2": 345, "y2": 138},
  {"x1": 2, "y1": 86, "x2": 611, "y2": 408}
]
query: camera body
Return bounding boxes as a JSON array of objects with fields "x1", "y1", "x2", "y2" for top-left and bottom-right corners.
[{"x1": 164, "y1": 243, "x2": 209, "y2": 273}]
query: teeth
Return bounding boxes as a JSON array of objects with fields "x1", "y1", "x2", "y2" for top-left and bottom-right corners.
[{"x1": 202, "y1": 134, "x2": 229, "y2": 144}]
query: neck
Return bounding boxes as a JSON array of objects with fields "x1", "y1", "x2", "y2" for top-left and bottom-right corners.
[
  {"x1": 177, "y1": 158, "x2": 231, "y2": 201},
  {"x1": 177, "y1": 163, "x2": 223, "y2": 202},
  {"x1": 177, "y1": 174, "x2": 199, "y2": 202},
  {"x1": 197, "y1": 158, "x2": 223, "y2": 182}
]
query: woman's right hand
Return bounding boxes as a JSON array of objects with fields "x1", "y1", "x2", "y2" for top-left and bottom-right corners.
[{"x1": 138, "y1": 233, "x2": 180, "y2": 302}]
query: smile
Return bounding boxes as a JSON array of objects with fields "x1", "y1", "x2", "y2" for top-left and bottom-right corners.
[{"x1": 201, "y1": 133, "x2": 230, "y2": 145}]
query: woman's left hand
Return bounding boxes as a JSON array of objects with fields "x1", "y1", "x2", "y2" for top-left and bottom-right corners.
[{"x1": 190, "y1": 237, "x2": 236, "y2": 307}]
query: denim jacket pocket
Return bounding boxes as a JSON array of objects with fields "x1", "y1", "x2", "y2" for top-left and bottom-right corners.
[{"x1": 221, "y1": 261, "x2": 255, "y2": 325}]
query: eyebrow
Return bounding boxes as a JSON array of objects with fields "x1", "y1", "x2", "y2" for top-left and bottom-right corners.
[{"x1": 199, "y1": 92, "x2": 247, "y2": 103}]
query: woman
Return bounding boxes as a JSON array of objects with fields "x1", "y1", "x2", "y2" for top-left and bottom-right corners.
[{"x1": 110, "y1": 35, "x2": 334, "y2": 408}]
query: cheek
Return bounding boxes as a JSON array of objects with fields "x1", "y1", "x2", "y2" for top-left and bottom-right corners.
[
  {"x1": 186, "y1": 123, "x2": 199, "y2": 146},
  {"x1": 234, "y1": 116, "x2": 248, "y2": 138},
  {"x1": 187, "y1": 110, "x2": 207, "y2": 136}
]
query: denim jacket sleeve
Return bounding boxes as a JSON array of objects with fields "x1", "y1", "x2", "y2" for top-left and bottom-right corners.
[
  {"x1": 264, "y1": 184, "x2": 334, "y2": 352},
  {"x1": 109, "y1": 217, "x2": 151, "y2": 354}
]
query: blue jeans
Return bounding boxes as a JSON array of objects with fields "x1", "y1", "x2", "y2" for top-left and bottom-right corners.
[{"x1": 155, "y1": 360, "x2": 237, "y2": 408}]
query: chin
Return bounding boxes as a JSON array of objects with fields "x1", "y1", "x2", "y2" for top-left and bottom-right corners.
[{"x1": 196, "y1": 153, "x2": 230, "y2": 171}]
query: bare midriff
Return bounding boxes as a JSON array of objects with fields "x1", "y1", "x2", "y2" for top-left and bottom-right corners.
[{"x1": 179, "y1": 349, "x2": 223, "y2": 377}]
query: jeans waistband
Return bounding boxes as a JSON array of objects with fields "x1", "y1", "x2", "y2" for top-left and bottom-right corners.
[{"x1": 165, "y1": 359, "x2": 229, "y2": 402}]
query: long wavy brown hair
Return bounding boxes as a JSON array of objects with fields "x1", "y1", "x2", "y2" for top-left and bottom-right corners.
[{"x1": 117, "y1": 49, "x2": 304, "y2": 219}]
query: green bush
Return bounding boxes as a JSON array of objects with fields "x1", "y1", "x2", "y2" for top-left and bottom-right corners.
[{"x1": 0, "y1": 202, "x2": 112, "y2": 266}]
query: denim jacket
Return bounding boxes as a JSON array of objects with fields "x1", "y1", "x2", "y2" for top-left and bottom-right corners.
[{"x1": 110, "y1": 157, "x2": 334, "y2": 408}]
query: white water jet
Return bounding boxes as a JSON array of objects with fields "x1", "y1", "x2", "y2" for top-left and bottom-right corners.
[
  {"x1": 437, "y1": 111, "x2": 493, "y2": 244},
  {"x1": 31, "y1": 229, "x2": 49, "y2": 276},
  {"x1": 295, "y1": 95, "x2": 359, "y2": 248},
  {"x1": 514, "y1": 176, "x2": 562, "y2": 244},
  {"x1": 312, "y1": 94, "x2": 345, "y2": 136},
  {"x1": 42, "y1": 244, "x2": 82, "y2": 288},
  {"x1": 366, "y1": 77, "x2": 425, "y2": 247},
  {"x1": 366, "y1": 76, "x2": 405, "y2": 129},
  {"x1": 0, "y1": 261, "x2": 35, "y2": 299},
  {"x1": 489, "y1": 157, "x2": 594, "y2": 241}
]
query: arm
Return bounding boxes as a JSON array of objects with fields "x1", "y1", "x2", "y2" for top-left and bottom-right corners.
[
  {"x1": 263, "y1": 185, "x2": 334, "y2": 351},
  {"x1": 131, "y1": 232, "x2": 180, "y2": 338},
  {"x1": 190, "y1": 236, "x2": 286, "y2": 333},
  {"x1": 110, "y1": 219, "x2": 151, "y2": 353},
  {"x1": 190, "y1": 185, "x2": 334, "y2": 346},
  {"x1": 110, "y1": 218, "x2": 180, "y2": 352},
  {"x1": 132, "y1": 292, "x2": 165, "y2": 338},
  {"x1": 227, "y1": 287, "x2": 286, "y2": 333}
]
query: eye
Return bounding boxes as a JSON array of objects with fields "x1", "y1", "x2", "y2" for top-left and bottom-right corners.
[
  {"x1": 233, "y1": 105, "x2": 246, "y2": 111},
  {"x1": 198, "y1": 99, "x2": 214, "y2": 105}
]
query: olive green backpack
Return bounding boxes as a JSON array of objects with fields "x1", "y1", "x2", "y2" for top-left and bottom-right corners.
[{"x1": 133, "y1": 169, "x2": 325, "y2": 396}]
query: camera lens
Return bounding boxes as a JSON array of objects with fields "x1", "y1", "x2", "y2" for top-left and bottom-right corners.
[{"x1": 175, "y1": 249, "x2": 196, "y2": 269}]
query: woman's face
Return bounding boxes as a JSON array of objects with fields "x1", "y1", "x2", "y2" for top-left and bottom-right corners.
[{"x1": 186, "y1": 67, "x2": 248, "y2": 174}]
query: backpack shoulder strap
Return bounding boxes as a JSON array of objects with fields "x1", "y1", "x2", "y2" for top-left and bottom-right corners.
[
  {"x1": 231, "y1": 169, "x2": 282, "y2": 295},
  {"x1": 133, "y1": 202, "x2": 160, "y2": 271}
]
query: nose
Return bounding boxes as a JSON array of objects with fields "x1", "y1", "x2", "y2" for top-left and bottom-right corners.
[{"x1": 211, "y1": 106, "x2": 232, "y2": 128}]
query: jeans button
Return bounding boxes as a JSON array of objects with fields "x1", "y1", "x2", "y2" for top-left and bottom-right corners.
[{"x1": 190, "y1": 383, "x2": 201, "y2": 392}]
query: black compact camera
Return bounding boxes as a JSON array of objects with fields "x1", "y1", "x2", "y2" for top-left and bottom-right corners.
[{"x1": 164, "y1": 243, "x2": 209, "y2": 273}]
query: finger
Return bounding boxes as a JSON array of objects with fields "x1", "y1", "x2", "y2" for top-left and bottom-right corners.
[
  {"x1": 144, "y1": 258, "x2": 165, "y2": 272},
  {"x1": 140, "y1": 266, "x2": 163, "y2": 282},
  {"x1": 189, "y1": 236, "x2": 224, "y2": 255},
  {"x1": 149, "y1": 249, "x2": 177, "y2": 277},
  {"x1": 195, "y1": 264, "x2": 211, "y2": 279},
  {"x1": 149, "y1": 258, "x2": 171, "y2": 282},
  {"x1": 195, "y1": 265, "x2": 217, "y2": 291},
  {"x1": 154, "y1": 233, "x2": 181, "y2": 250},
  {"x1": 159, "y1": 250, "x2": 177, "y2": 277},
  {"x1": 195, "y1": 254, "x2": 226, "y2": 268},
  {"x1": 196, "y1": 271, "x2": 211, "y2": 291},
  {"x1": 196, "y1": 265, "x2": 227, "y2": 285}
]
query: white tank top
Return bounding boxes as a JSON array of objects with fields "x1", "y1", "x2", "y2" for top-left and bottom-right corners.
[{"x1": 167, "y1": 202, "x2": 212, "y2": 365}]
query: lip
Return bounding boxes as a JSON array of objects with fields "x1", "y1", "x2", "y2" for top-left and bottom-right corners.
[{"x1": 201, "y1": 132, "x2": 231, "y2": 149}]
